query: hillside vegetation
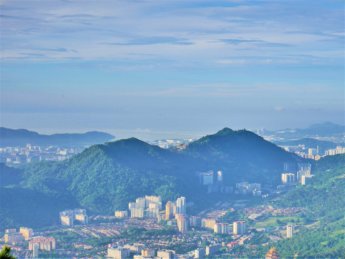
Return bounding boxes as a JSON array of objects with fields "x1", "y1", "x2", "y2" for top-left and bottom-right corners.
[
  {"x1": 272, "y1": 154, "x2": 345, "y2": 258},
  {"x1": 1, "y1": 128, "x2": 302, "y2": 228}
]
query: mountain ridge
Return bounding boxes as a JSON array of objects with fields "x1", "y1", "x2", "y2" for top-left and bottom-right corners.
[
  {"x1": 1, "y1": 128, "x2": 305, "y2": 229},
  {"x1": 0, "y1": 127, "x2": 114, "y2": 147}
]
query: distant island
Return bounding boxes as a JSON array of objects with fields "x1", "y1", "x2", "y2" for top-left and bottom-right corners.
[{"x1": 0, "y1": 127, "x2": 114, "y2": 147}]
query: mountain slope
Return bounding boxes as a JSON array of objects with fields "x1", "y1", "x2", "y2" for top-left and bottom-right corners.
[
  {"x1": 186, "y1": 128, "x2": 301, "y2": 184},
  {"x1": 21, "y1": 128, "x2": 301, "y2": 214},
  {"x1": 272, "y1": 154, "x2": 345, "y2": 257},
  {"x1": 0, "y1": 163, "x2": 22, "y2": 187},
  {"x1": 0, "y1": 127, "x2": 114, "y2": 147},
  {"x1": 22, "y1": 139, "x2": 195, "y2": 213},
  {"x1": 1, "y1": 128, "x2": 303, "y2": 228}
]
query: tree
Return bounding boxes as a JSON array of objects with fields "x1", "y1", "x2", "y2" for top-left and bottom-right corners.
[{"x1": 0, "y1": 246, "x2": 15, "y2": 259}]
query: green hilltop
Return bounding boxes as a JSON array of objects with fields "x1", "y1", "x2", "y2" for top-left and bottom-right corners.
[{"x1": 1, "y1": 128, "x2": 303, "y2": 228}]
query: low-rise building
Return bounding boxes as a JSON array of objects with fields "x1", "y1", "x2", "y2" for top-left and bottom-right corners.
[
  {"x1": 141, "y1": 248, "x2": 156, "y2": 257},
  {"x1": 4, "y1": 229, "x2": 24, "y2": 244},
  {"x1": 115, "y1": 210, "x2": 129, "y2": 219},
  {"x1": 29, "y1": 236, "x2": 56, "y2": 251},
  {"x1": 194, "y1": 247, "x2": 206, "y2": 258},
  {"x1": 107, "y1": 246, "x2": 130, "y2": 259},
  {"x1": 205, "y1": 245, "x2": 221, "y2": 257},
  {"x1": 201, "y1": 218, "x2": 216, "y2": 230},
  {"x1": 157, "y1": 250, "x2": 175, "y2": 259}
]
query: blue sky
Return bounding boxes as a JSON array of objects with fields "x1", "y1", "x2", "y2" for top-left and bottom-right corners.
[{"x1": 1, "y1": 0, "x2": 344, "y2": 140}]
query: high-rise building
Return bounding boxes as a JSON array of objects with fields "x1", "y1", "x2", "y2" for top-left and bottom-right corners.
[
  {"x1": 233, "y1": 221, "x2": 246, "y2": 235},
  {"x1": 129, "y1": 195, "x2": 162, "y2": 219},
  {"x1": 214, "y1": 223, "x2": 230, "y2": 234},
  {"x1": 60, "y1": 209, "x2": 88, "y2": 226},
  {"x1": 189, "y1": 216, "x2": 201, "y2": 228},
  {"x1": 176, "y1": 196, "x2": 186, "y2": 215},
  {"x1": 19, "y1": 227, "x2": 33, "y2": 240},
  {"x1": 165, "y1": 201, "x2": 175, "y2": 220},
  {"x1": 281, "y1": 173, "x2": 296, "y2": 184},
  {"x1": 176, "y1": 214, "x2": 188, "y2": 233},
  {"x1": 286, "y1": 224, "x2": 293, "y2": 238},
  {"x1": 130, "y1": 208, "x2": 145, "y2": 218},
  {"x1": 297, "y1": 163, "x2": 312, "y2": 180}
]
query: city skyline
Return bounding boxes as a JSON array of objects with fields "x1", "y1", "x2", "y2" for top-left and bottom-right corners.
[{"x1": 1, "y1": 0, "x2": 344, "y2": 140}]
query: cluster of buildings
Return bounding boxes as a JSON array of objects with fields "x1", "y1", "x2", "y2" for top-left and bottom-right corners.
[
  {"x1": 107, "y1": 246, "x2": 177, "y2": 259},
  {"x1": 121, "y1": 196, "x2": 189, "y2": 233},
  {"x1": 201, "y1": 219, "x2": 246, "y2": 235},
  {"x1": 0, "y1": 144, "x2": 81, "y2": 165},
  {"x1": 280, "y1": 163, "x2": 313, "y2": 186},
  {"x1": 128, "y1": 196, "x2": 163, "y2": 220},
  {"x1": 117, "y1": 194, "x2": 249, "y2": 238},
  {"x1": 29, "y1": 236, "x2": 56, "y2": 253},
  {"x1": 324, "y1": 146, "x2": 345, "y2": 156},
  {"x1": 281, "y1": 144, "x2": 345, "y2": 161},
  {"x1": 60, "y1": 209, "x2": 89, "y2": 226},
  {"x1": 107, "y1": 242, "x2": 224, "y2": 259},
  {"x1": 3, "y1": 227, "x2": 56, "y2": 258},
  {"x1": 3, "y1": 228, "x2": 32, "y2": 244}
]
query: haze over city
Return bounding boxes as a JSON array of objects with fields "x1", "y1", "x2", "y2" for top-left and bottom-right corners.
[{"x1": 1, "y1": 1, "x2": 345, "y2": 259}]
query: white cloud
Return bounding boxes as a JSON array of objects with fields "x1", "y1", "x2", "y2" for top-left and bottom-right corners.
[{"x1": 1, "y1": 0, "x2": 343, "y2": 67}]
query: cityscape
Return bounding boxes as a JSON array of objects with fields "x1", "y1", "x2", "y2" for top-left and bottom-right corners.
[
  {"x1": 0, "y1": 0, "x2": 344, "y2": 258},
  {"x1": 1, "y1": 150, "x2": 342, "y2": 258}
]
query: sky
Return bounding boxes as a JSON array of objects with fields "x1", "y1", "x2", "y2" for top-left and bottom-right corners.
[{"x1": 1, "y1": 0, "x2": 344, "y2": 140}]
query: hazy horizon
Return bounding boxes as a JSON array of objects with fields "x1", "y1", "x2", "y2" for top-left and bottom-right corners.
[
  {"x1": 1, "y1": 120, "x2": 344, "y2": 142},
  {"x1": 1, "y1": 0, "x2": 344, "y2": 140}
]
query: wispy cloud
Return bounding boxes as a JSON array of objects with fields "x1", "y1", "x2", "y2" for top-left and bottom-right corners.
[{"x1": 1, "y1": 0, "x2": 343, "y2": 67}]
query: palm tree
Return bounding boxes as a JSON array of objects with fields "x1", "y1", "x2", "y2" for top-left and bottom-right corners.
[{"x1": 0, "y1": 246, "x2": 16, "y2": 259}]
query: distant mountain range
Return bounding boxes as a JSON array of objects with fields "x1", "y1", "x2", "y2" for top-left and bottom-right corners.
[
  {"x1": 261, "y1": 122, "x2": 345, "y2": 142},
  {"x1": 0, "y1": 127, "x2": 114, "y2": 147},
  {"x1": 0, "y1": 128, "x2": 302, "y2": 229}
]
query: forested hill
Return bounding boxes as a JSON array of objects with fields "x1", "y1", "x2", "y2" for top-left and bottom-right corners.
[
  {"x1": 186, "y1": 128, "x2": 300, "y2": 183},
  {"x1": 1, "y1": 128, "x2": 303, "y2": 229},
  {"x1": 0, "y1": 127, "x2": 114, "y2": 147},
  {"x1": 21, "y1": 128, "x2": 301, "y2": 212},
  {"x1": 272, "y1": 154, "x2": 345, "y2": 258}
]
